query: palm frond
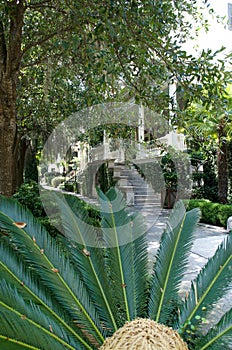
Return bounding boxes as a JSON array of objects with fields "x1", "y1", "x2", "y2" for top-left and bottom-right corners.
[
  {"x1": 132, "y1": 228, "x2": 149, "y2": 318},
  {"x1": 0, "y1": 197, "x2": 104, "y2": 348},
  {"x1": 64, "y1": 238, "x2": 120, "y2": 335},
  {"x1": 44, "y1": 190, "x2": 119, "y2": 334},
  {"x1": 148, "y1": 201, "x2": 201, "y2": 324},
  {"x1": 0, "y1": 240, "x2": 91, "y2": 348},
  {"x1": 194, "y1": 308, "x2": 232, "y2": 350},
  {"x1": 178, "y1": 232, "x2": 232, "y2": 335},
  {"x1": 0, "y1": 280, "x2": 79, "y2": 350},
  {"x1": 98, "y1": 187, "x2": 148, "y2": 323},
  {"x1": 0, "y1": 336, "x2": 40, "y2": 350}
]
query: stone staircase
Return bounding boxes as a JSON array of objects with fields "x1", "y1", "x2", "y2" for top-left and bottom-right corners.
[
  {"x1": 59, "y1": 160, "x2": 170, "y2": 245},
  {"x1": 110, "y1": 162, "x2": 169, "y2": 241}
]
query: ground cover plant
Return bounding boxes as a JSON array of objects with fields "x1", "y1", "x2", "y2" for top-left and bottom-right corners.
[{"x1": 0, "y1": 188, "x2": 231, "y2": 349}]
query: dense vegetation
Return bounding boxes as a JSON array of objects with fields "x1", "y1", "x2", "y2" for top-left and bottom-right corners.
[
  {"x1": 186, "y1": 199, "x2": 232, "y2": 228},
  {"x1": 0, "y1": 0, "x2": 231, "y2": 198}
]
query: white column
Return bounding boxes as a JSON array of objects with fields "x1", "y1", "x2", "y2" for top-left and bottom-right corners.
[
  {"x1": 138, "y1": 105, "x2": 145, "y2": 142},
  {"x1": 169, "y1": 79, "x2": 177, "y2": 126}
]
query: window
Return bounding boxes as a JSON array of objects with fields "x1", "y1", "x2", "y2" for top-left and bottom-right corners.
[{"x1": 228, "y1": 3, "x2": 232, "y2": 30}]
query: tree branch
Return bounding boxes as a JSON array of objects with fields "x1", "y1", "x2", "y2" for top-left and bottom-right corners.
[
  {"x1": 28, "y1": 3, "x2": 68, "y2": 15},
  {"x1": 22, "y1": 25, "x2": 73, "y2": 55},
  {"x1": 21, "y1": 50, "x2": 65, "y2": 68}
]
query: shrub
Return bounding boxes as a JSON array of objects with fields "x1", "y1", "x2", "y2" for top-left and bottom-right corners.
[
  {"x1": 13, "y1": 181, "x2": 44, "y2": 217},
  {"x1": 64, "y1": 182, "x2": 75, "y2": 192},
  {"x1": 186, "y1": 199, "x2": 232, "y2": 227},
  {"x1": 51, "y1": 176, "x2": 66, "y2": 188},
  {"x1": 14, "y1": 181, "x2": 101, "y2": 233}
]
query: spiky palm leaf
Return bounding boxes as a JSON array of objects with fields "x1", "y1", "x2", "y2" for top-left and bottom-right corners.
[
  {"x1": 194, "y1": 308, "x2": 232, "y2": 350},
  {"x1": 47, "y1": 188, "x2": 148, "y2": 325},
  {"x1": 97, "y1": 188, "x2": 148, "y2": 322},
  {"x1": 41, "y1": 190, "x2": 119, "y2": 334},
  {"x1": 0, "y1": 189, "x2": 231, "y2": 350},
  {"x1": 148, "y1": 201, "x2": 201, "y2": 324},
  {"x1": 178, "y1": 232, "x2": 232, "y2": 340},
  {"x1": 0, "y1": 280, "x2": 78, "y2": 350},
  {"x1": 0, "y1": 196, "x2": 104, "y2": 349}
]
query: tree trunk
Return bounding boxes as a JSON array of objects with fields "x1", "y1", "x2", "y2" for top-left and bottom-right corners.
[
  {"x1": 217, "y1": 121, "x2": 228, "y2": 204},
  {"x1": 0, "y1": 78, "x2": 18, "y2": 196},
  {"x1": 0, "y1": 2, "x2": 25, "y2": 196}
]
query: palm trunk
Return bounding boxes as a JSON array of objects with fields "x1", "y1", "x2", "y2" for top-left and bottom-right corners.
[{"x1": 217, "y1": 121, "x2": 228, "y2": 204}]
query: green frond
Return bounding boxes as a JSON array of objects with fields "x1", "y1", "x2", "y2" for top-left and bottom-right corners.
[
  {"x1": 64, "y1": 239, "x2": 119, "y2": 335},
  {"x1": 0, "y1": 241, "x2": 94, "y2": 348},
  {"x1": 178, "y1": 232, "x2": 232, "y2": 335},
  {"x1": 148, "y1": 201, "x2": 201, "y2": 324},
  {"x1": 98, "y1": 188, "x2": 148, "y2": 324},
  {"x1": 44, "y1": 190, "x2": 119, "y2": 334},
  {"x1": 194, "y1": 308, "x2": 232, "y2": 350},
  {"x1": 0, "y1": 281, "x2": 78, "y2": 350},
  {"x1": 131, "y1": 228, "x2": 149, "y2": 318},
  {"x1": 0, "y1": 197, "x2": 104, "y2": 347},
  {"x1": 1, "y1": 189, "x2": 230, "y2": 350},
  {"x1": 0, "y1": 336, "x2": 40, "y2": 350}
]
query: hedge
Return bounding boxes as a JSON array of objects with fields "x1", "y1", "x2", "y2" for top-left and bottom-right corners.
[{"x1": 185, "y1": 199, "x2": 232, "y2": 228}]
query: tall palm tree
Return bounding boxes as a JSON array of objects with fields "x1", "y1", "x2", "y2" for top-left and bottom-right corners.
[
  {"x1": 180, "y1": 86, "x2": 232, "y2": 204},
  {"x1": 0, "y1": 188, "x2": 231, "y2": 349}
]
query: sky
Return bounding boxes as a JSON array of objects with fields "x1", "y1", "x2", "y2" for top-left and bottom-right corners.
[{"x1": 184, "y1": 0, "x2": 232, "y2": 56}]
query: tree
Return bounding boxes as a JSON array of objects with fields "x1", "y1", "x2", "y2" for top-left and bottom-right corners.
[
  {"x1": 0, "y1": 189, "x2": 231, "y2": 349},
  {"x1": 180, "y1": 83, "x2": 232, "y2": 204},
  {"x1": 0, "y1": 0, "x2": 227, "y2": 196}
]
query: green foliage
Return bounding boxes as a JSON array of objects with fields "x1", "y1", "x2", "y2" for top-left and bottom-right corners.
[
  {"x1": 228, "y1": 141, "x2": 232, "y2": 204},
  {"x1": 135, "y1": 148, "x2": 192, "y2": 208},
  {"x1": 181, "y1": 83, "x2": 232, "y2": 204},
  {"x1": 189, "y1": 147, "x2": 218, "y2": 203},
  {"x1": 1, "y1": 0, "x2": 231, "y2": 196},
  {"x1": 13, "y1": 181, "x2": 44, "y2": 218},
  {"x1": 12, "y1": 181, "x2": 101, "y2": 236},
  {"x1": 179, "y1": 234, "x2": 232, "y2": 348},
  {"x1": 186, "y1": 199, "x2": 232, "y2": 227},
  {"x1": 24, "y1": 147, "x2": 38, "y2": 183},
  {"x1": 79, "y1": 124, "x2": 136, "y2": 148},
  {"x1": 148, "y1": 202, "x2": 200, "y2": 325},
  {"x1": 96, "y1": 163, "x2": 116, "y2": 194},
  {"x1": 0, "y1": 189, "x2": 231, "y2": 349},
  {"x1": 194, "y1": 309, "x2": 232, "y2": 350},
  {"x1": 202, "y1": 158, "x2": 218, "y2": 202}
]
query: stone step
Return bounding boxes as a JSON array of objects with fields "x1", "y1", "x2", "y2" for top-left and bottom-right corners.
[
  {"x1": 112, "y1": 162, "x2": 163, "y2": 212},
  {"x1": 135, "y1": 200, "x2": 160, "y2": 206},
  {"x1": 134, "y1": 193, "x2": 160, "y2": 198}
]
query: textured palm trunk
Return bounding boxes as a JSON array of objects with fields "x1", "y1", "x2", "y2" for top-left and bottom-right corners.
[{"x1": 217, "y1": 121, "x2": 228, "y2": 204}]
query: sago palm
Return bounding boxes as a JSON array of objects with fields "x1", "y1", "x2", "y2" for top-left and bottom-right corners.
[{"x1": 0, "y1": 188, "x2": 231, "y2": 349}]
